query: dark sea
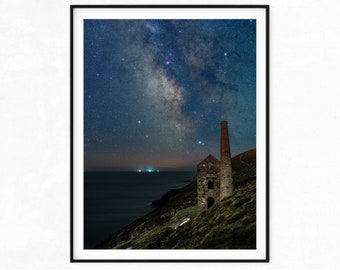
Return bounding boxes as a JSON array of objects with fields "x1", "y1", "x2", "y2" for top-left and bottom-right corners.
[{"x1": 84, "y1": 171, "x2": 195, "y2": 249}]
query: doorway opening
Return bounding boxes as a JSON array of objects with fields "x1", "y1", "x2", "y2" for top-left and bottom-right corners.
[{"x1": 207, "y1": 197, "x2": 215, "y2": 208}]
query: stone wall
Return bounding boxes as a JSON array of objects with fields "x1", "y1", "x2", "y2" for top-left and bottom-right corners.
[{"x1": 197, "y1": 155, "x2": 220, "y2": 209}]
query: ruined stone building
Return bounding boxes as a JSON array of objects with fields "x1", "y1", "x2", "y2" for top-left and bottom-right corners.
[{"x1": 197, "y1": 121, "x2": 233, "y2": 209}]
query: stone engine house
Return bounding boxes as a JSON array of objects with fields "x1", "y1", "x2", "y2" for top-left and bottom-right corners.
[{"x1": 197, "y1": 121, "x2": 233, "y2": 209}]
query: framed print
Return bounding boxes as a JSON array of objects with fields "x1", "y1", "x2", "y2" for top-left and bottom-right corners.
[{"x1": 71, "y1": 5, "x2": 269, "y2": 262}]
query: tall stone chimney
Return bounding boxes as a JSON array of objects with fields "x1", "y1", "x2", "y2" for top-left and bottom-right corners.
[{"x1": 220, "y1": 121, "x2": 233, "y2": 199}]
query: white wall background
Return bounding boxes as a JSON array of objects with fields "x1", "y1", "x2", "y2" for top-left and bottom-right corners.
[{"x1": 1, "y1": 0, "x2": 340, "y2": 269}]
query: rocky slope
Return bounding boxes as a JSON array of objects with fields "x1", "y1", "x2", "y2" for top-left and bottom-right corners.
[{"x1": 96, "y1": 148, "x2": 256, "y2": 249}]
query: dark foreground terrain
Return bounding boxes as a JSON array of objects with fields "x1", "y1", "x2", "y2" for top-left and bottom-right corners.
[{"x1": 96, "y1": 148, "x2": 256, "y2": 249}]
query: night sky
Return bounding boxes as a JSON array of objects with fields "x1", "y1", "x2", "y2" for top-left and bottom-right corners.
[{"x1": 84, "y1": 19, "x2": 256, "y2": 171}]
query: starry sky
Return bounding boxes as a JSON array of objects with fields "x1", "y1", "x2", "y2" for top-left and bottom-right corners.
[{"x1": 84, "y1": 19, "x2": 256, "y2": 171}]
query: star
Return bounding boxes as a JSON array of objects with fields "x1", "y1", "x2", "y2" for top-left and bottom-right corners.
[{"x1": 198, "y1": 140, "x2": 205, "y2": 146}]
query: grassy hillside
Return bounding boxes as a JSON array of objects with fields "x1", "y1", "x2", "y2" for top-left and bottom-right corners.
[{"x1": 96, "y1": 148, "x2": 256, "y2": 249}]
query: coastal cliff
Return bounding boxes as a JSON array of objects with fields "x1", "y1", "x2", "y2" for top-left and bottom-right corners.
[{"x1": 96, "y1": 148, "x2": 256, "y2": 249}]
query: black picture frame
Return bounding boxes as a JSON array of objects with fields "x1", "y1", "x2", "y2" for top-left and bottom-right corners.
[{"x1": 71, "y1": 4, "x2": 269, "y2": 262}]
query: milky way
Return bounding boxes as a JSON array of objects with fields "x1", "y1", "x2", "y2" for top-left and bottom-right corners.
[{"x1": 84, "y1": 19, "x2": 256, "y2": 171}]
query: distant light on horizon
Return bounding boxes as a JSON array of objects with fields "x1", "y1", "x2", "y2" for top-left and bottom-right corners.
[
  {"x1": 136, "y1": 168, "x2": 156, "y2": 173},
  {"x1": 137, "y1": 168, "x2": 160, "y2": 173}
]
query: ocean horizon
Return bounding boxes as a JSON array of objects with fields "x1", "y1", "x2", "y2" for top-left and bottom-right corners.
[{"x1": 84, "y1": 171, "x2": 195, "y2": 249}]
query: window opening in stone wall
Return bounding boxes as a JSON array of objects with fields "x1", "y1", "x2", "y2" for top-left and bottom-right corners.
[{"x1": 208, "y1": 181, "x2": 214, "y2": 189}]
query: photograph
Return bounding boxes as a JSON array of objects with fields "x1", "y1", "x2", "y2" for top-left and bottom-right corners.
[
  {"x1": 71, "y1": 5, "x2": 269, "y2": 261},
  {"x1": 3, "y1": 0, "x2": 340, "y2": 269}
]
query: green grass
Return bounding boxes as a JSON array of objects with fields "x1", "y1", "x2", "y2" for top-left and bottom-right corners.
[
  {"x1": 111, "y1": 180, "x2": 256, "y2": 249},
  {"x1": 163, "y1": 180, "x2": 256, "y2": 249},
  {"x1": 168, "y1": 205, "x2": 198, "y2": 224}
]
